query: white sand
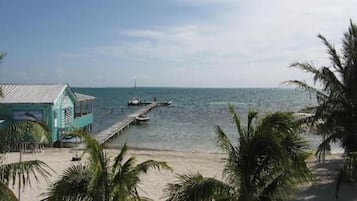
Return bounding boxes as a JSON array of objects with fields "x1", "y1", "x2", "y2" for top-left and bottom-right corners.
[
  {"x1": 4, "y1": 148, "x2": 224, "y2": 201},
  {"x1": 2, "y1": 148, "x2": 357, "y2": 201}
]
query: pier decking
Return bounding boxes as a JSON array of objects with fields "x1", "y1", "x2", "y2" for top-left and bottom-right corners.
[{"x1": 93, "y1": 102, "x2": 158, "y2": 145}]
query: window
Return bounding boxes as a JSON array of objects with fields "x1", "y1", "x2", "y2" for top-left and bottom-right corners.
[{"x1": 64, "y1": 108, "x2": 72, "y2": 125}]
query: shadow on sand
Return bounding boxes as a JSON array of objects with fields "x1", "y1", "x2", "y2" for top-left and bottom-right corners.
[{"x1": 295, "y1": 158, "x2": 357, "y2": 201}]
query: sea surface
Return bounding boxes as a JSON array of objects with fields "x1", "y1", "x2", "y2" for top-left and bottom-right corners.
[{"x1": 73, "y1": 87, "x2": 332, "y2": 153}]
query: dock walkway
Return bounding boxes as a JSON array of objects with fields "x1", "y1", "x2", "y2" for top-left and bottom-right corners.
[{"x1": 93, "y1": 102, "x2": 158, "y2": 145}]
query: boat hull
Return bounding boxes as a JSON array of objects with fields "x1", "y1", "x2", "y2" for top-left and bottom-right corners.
[{"x1": 135, "y1": 114, "x2": 150, "y2": 123}]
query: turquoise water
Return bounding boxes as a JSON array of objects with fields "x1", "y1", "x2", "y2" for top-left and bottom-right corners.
[{"x1": 73, "y1": 88, "x2": 322, "y2": 152}]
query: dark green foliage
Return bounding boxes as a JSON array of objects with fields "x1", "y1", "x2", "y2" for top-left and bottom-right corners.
[
  {"x1": 0, "y1": 160, "x2": 52, "y2": 201},
  {"x1": 343, "y1": 153, "x2": 357, "y2": 183},
  {"x1": 287, "y1": 21, "x2": 357, "y2": 156},
  {"x1": 0, "y1": 120, "x2": 49, "y2": 153},
  {"x1": 165, "y1": 173, "x2": 234, "y2": 201},
  {"x1": 287, "y1": 20, "x2": 357, "y2": 199},
  {"x1": 0, "y1": 52, "x2": 53, "y2": 201},
  {"x1": 0, "y1": 181, "x2": 18, "y2": 201},
  {"x1": 0, "y1": 100, "x2": 50, "y2": 196},
  {"x1": 0, "y1": 121, "x2": 52, "y2": 201},
  {"x1": 164, "y1": 107, "x2": 313, "y2": 201},
  {"x1": 43, "y1": 130, "x2": 172, "y2": 201}
]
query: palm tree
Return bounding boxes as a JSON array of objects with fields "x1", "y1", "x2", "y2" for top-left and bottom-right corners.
[
  {"x1": 165, "y1": 107, "x2": 313, "y2": 201},
  {"x1": 287, "y1": 20, "x2": 357, "y2": 198},
  {"x1": 287, "y1": 20, "x2": 357, "y2": 157},
  {"x1": 0, "y1": 120, "x2": 53, "y2": 201},
  {"x1": 42, "y1": 130, "x2": 172, "y2": 201},
  {"x1": 0, "y1": 52, "x2": 5, "y2": 98},
  {"x1": 0, "y1": 52, "x2": 53, "y2": 201},
  {"x1": 0, "y1": 119, "x2": 49, "y2": 153}
]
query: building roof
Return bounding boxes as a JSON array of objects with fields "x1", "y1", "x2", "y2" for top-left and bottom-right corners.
[
  {"x1": 0, "y1": 84, "x2": 69, "y2": 104},
  {"x1": 75, "y1": 92, "x2": 95, "y2": 101}
]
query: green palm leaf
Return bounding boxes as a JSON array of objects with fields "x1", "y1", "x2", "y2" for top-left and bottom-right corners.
[
  {"x1": 0, "y1": 181, "x2": 18, "y2": 201},
  {"x1": 318, "y1": 34, "x2": 343, "y2": 72},
  {"x1": 165, "y1": 173, "x2": 233, "y2": 201},
  {"x1": 135, "y1": 160, "x2": 172, "y2": 173},
  {"x1": 165, "y1": 108, "x2": 313, "y2": 201},
  {"x1": 42, "y1": 165, "x2": 91, "y2": 201},
  {"x1": 0, "y1": 160, "x2": 52, "y2": 189},
  {"x1": 45, "y1": 132, "x2": 171, "y2": 201},
  {"x1": 215, "y1": 126, "x2": 234, "y2": 153},
  {"x1": 287, "y1": 20, "x2": 357, "y2": 197},
  {"x1": 112, "y1": 143, "x2": 128, "y2": 172}
]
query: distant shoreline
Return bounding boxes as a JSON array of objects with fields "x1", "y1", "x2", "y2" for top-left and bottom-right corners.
[{"x1": 73, "y1": 86, "x2": 300, "y2": 90}]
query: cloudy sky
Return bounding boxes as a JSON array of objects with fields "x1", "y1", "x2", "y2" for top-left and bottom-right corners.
[{"x1": 0, "y1": 0, "x2": 356, "y2": 88}]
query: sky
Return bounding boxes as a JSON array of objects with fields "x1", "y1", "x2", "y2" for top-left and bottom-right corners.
[{"x1": 0, "y1": 0, "x2": 356, "y2": 88}]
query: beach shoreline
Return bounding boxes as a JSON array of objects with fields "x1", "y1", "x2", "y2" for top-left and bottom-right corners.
[{"x1": 2, "y1": 148, "x2": 356, "y2": 201}]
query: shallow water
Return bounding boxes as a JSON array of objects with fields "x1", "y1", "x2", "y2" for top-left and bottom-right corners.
[{"x1": 73, "y1": 87, "x2": 338, "y2": 153}]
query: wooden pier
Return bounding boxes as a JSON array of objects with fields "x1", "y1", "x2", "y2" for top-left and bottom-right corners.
[{"x1": 93, "y1": 102, "x2": 158, "y2": 145}]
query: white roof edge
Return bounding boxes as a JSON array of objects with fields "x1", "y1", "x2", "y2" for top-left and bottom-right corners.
[
  {"x1": 52, "y1": 84, "x2": 70, "y2": 104},
  {"x1": 75, "y1": 92, "x2": 96, "y2": 101}
]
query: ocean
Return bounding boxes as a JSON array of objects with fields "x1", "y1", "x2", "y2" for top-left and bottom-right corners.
[{"x1": 73, "y1": 87, "x2": 327, "y2": 153}]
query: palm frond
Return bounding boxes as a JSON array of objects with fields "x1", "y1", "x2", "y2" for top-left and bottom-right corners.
[
  {"x1": 283, "y1": 80, "x2": 327, "y2": 99},
  {"x1": 215, "y1": 126, "x2": 234, "y2": 153},
  {"x1": 166, "y1": 110, "x2": 313, "y2": 201},
  {"x1": 67, "y1": 130, "x2": 107, "y2": 173},
  {"x1": 65, "y1": 131, "x2": 111, "y2": 200},
  {"x1": 342, "y1": 20, "x2": 357, "y2": 67},
  {"x1": 290, "y1": 62, "x2": 320, "y2": 74},
  {"x1": 42, "y1": 164, "x2": 91, "y2": 201},
  {"x1": 135, "y1": 160, "x2": 172, "y2": 174},
  {"x1": 0, "y1": 159, "x2": 53, "y2": 190},
  {"x1": 0, "y1": 181, "x2": 18, "y2": 201},
  {"x1": 164, "y1": 173, "x2": 233, "y2": 201},
  {"x1": 247, "y1": 110, "x2": 258, "y2": 136},
  {"x1": 112, "y1": 143, "x2": 128, "y2": 172},
  {"x1": 315, "y1": 132, "x2": 342, "y2": 158},
  {"x1": 318, "y1": 34, "x2": 343, "y2": 72},
  {"x1": 319, "y1": 67, "x2": 344, "y2": 94},
  {"x1": 1, "y1": 120, "x2": 49, "y2": 145},
  {"x1": 287, "y1": 20, "x2": 357, "y2": 199},
  {"x1": 111, "y1": 156, "x2": 139, "y2": 199},
  {"x1": 229, "y1": 105, "x2": 243, "y2": 136}
]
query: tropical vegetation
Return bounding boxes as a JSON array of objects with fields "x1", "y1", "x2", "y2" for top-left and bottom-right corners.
[
  {"x1": 287, "y1": 21, "x2": 357, "y2": 188},
  {"x1": 164, "y1": 107, "x2": 313, "y2": 201},
  {"x1": 0, "y1": 119, "x2": 49, "y2": 153},
  {"x1": 42, "y1": 131, "x2": 172, "y2": 201},
  {"x1": 0, "y1": 52, "x2": 53, "y2": 201}
]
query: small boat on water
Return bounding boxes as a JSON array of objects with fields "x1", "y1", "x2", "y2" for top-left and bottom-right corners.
[
  {"x1": 160, "y1": 101, "x2": 172, "y2": 106},
  {"x1": 128, "y1": 77, "x2": 142, "y2": 106},
  {"x1": 136, "y1": 114, "x2": 150, "y2": 122},
  {"x1": 128, "y1": 98, "x2": 141, "y2": 106}
]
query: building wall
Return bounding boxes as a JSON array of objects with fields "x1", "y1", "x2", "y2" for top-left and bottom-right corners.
[
  {"x1": 51, "y1": 88, "x2": 76, "y2": 142},
  {"x1": 74, "y1": 113, "x2": 93, "y2": 128},
  {"x1": 0, "y1": 86, "x2": 94, "y2": 144},
  {"x1": 0, "y1": 103, "x2": 53, "y2": 140},
  {"x1": 0, "y1": 87, "x2": 77, "y2": 143}
]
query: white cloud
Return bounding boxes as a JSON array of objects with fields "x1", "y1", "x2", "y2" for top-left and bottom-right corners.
[
  {"x1": 57, "y1": 0, "x2": 357, "y2": 87},
  {"x1": 174, "y1": 0, "x2": 242, "y2": 6}
]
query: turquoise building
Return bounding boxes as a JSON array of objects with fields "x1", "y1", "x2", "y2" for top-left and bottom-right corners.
[{"x1": 0, "y1": 84, "x2": 95, "y2": 144}]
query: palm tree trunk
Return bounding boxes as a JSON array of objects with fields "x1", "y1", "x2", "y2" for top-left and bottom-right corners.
[
  {"x1": 18, "y1": 143, "x2": 23, "y2": 201},
  {"x1": 322, "y1": 134, "x2": 326, "y2": 164}
]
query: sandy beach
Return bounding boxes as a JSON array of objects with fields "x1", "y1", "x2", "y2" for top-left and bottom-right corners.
[{"x1": 3, "y1": 148, "x2": 357, "y2": 201}]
